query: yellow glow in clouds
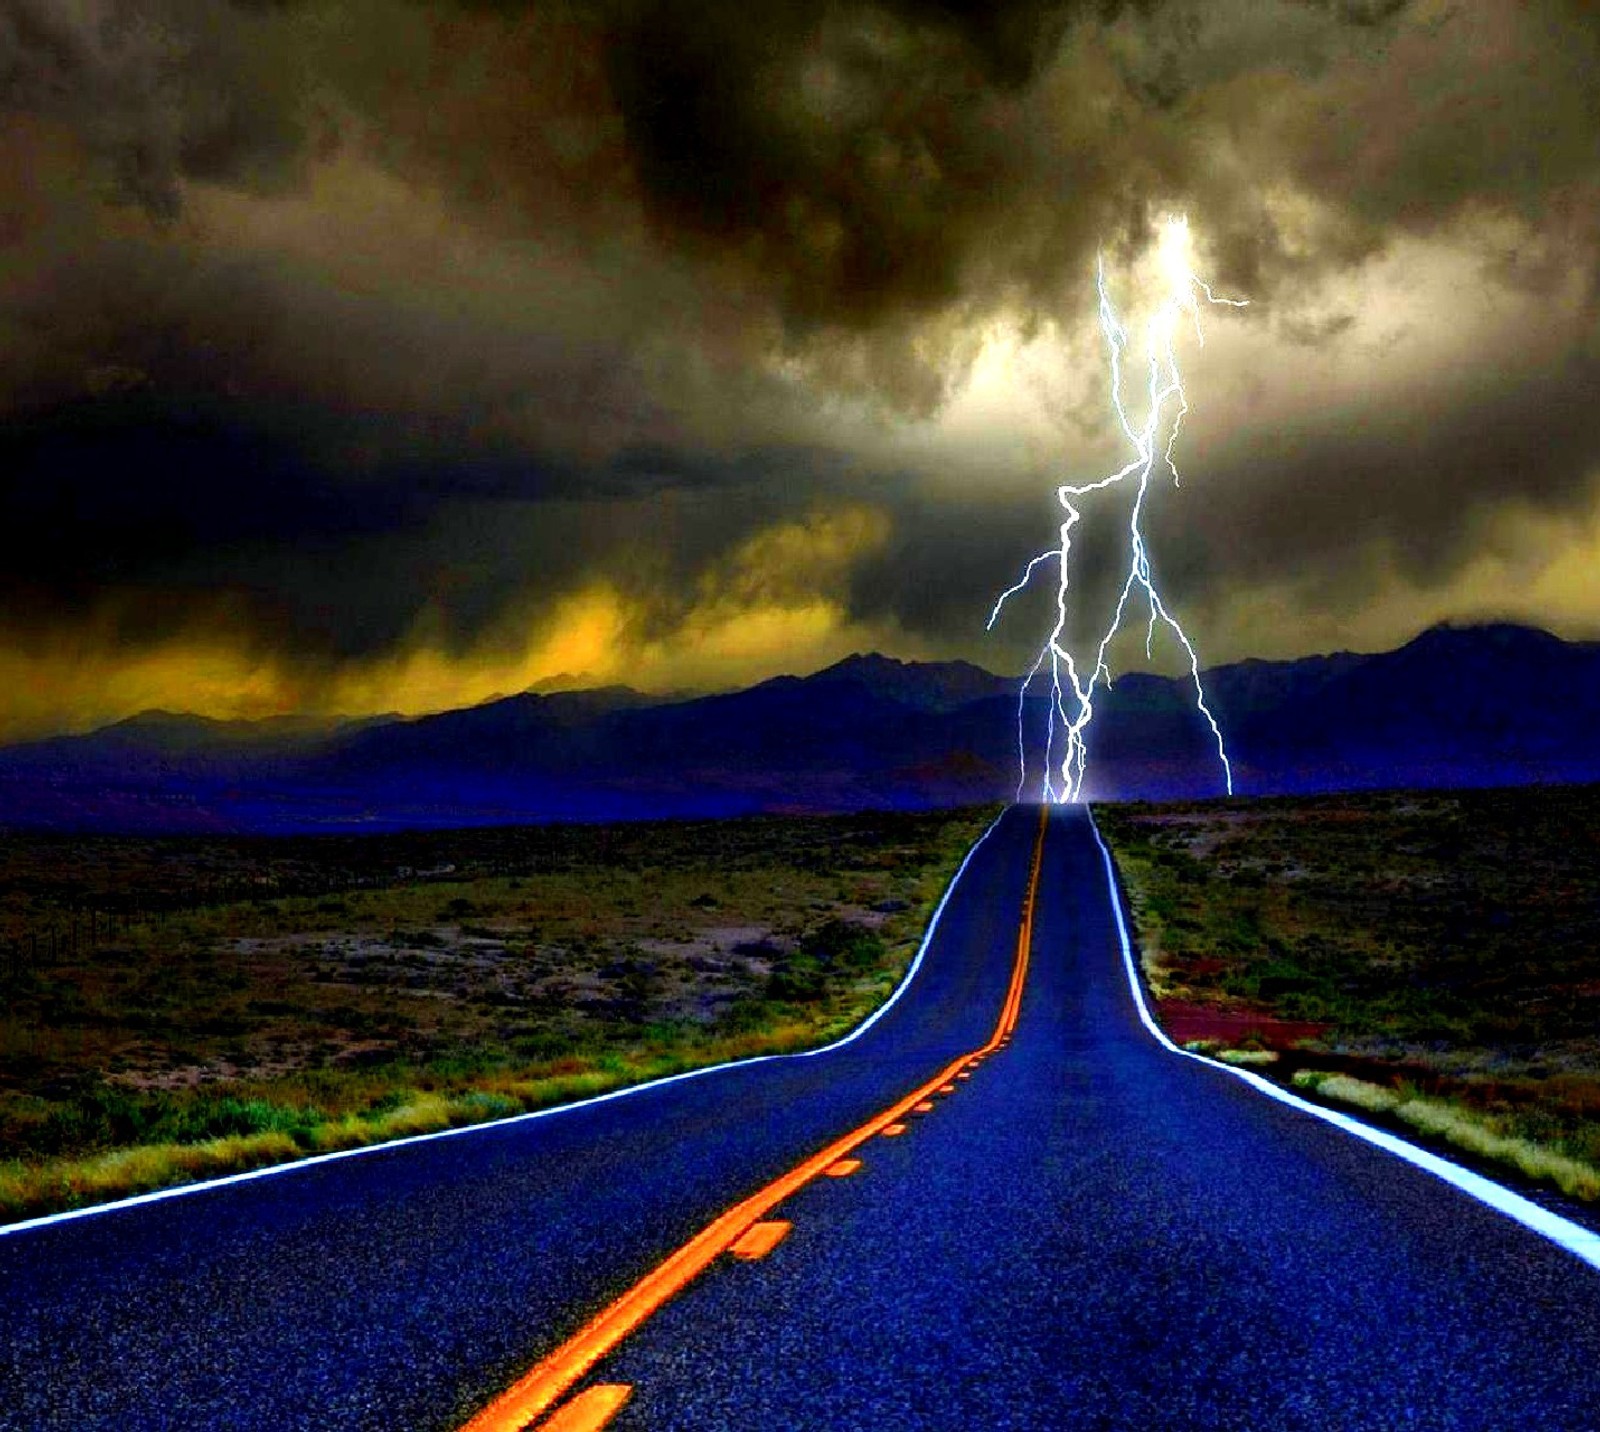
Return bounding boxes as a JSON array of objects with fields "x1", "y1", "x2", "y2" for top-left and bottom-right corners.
[{"x1": 0, "y1": 506, "x2": 900, "y2": 741}]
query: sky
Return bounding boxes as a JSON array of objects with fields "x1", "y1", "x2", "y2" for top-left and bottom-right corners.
[{"x1": 1, "y1": 0, "x2": 1598, "y2": 740}]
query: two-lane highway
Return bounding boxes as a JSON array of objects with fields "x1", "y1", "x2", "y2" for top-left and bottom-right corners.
[
  {"x1": 573, "y1": 807, "x2": 1600, "y2": 1430},
  {"x1": 0, "y1": 807, "x2": 1037, "y2": 1431},
  {"x1": 7, "y1": 804, "x2": 1600, "y2": 1430}
]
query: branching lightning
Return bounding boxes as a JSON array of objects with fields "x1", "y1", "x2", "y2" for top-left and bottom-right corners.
[{"x1": 989, "y1": 217, "x2": 1246, "y2": 803}]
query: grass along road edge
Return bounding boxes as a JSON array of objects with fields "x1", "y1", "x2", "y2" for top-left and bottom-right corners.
[
  {"x1": 1094, "y1": 790, "x2": 1600, "y2": 1215},
  {"x1": 0, "y1": 807, "x2": 1005, "y2": 1234}
]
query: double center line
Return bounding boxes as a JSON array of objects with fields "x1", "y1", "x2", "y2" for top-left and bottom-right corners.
[{"x1": 461, "y1": 806, "x2": 1049, "y2": 1432}]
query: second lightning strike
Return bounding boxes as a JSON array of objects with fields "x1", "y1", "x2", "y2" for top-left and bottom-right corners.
[{"x1": 989, "y1": 217, "x2": 1247, "y2": 804}]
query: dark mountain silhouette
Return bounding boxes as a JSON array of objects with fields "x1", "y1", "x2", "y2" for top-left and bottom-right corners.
[
  {"x1": 0, "y1": 625, "x2": 1596, "y2": 832},
  {"x1": 788, "y1": 653, "x2": 1016, "y2": 711},
  {"x1": 1091, "y1": 622, "x2": 1600, "y2": 800}
]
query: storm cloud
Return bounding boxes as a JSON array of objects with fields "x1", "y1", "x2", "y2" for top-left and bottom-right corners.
[{"x1": 0, "y1": 0, "x2": 1598, "y2": 736}]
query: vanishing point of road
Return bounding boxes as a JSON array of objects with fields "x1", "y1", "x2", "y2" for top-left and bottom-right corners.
[{"x1": 5, "y1": 805, "x2": 1600, "y2": 1430}]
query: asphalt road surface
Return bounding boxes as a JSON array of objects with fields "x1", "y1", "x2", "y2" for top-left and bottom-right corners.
[{"x1": 7, "y1": 805, "x2": 1600, "y2": 1430}]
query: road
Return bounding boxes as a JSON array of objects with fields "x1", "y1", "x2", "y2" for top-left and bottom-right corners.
[
  {"x1": 7, "y1": 805, "x2": 1600, "y2": 1429},
  {"x1": 0, "y1": 807, "x2": 1032, "y2": 1430}
]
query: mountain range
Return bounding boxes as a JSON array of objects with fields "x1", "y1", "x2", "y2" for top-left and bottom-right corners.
[{"x1": 3, "y1": 622, "x2": 1597, "y2": 833}]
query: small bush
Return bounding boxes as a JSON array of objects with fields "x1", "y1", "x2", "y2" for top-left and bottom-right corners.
[
  {"x1": 766, "y1": 958, "x2": 828, "y2": 1003},
  {"x1": 801, "y1": 919, "x2": 885, "y2": 971}
]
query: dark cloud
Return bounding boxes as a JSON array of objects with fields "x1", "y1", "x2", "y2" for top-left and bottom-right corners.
[
  {"x1": 0, "y1": 342, "x2": 864, "y2": 660},
  {"x1": 2, "y1": 0, "x2": 1600, "y2": 730},
  {"x1": 1292, "y1": 0, "x2": 1410, "y2": 25},
  {"x1": 1277, "y1": 311, "x2": 1357, "y2": 347},
  {"x1": 0, "y1": 0, "x2": 314, "y2": 214},
  {"x1": 1175, "y1": 346, "x2": 1600, "y2": 594},
  {"x1": 602, "y1": 0, "x2": 1061, "y2": 331}
]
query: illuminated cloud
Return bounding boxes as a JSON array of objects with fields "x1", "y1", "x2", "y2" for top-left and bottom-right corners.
[{"x1": 0, "y1": 507, "x2": 898, "y2": 740}]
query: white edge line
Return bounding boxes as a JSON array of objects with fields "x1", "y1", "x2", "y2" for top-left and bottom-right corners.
[
  {"x1": 0, "y1": 807, "x2": 1011, "y2": 1240},
  {"x1": 1085, "y1": 806, "x2": 1600, "y2": 1274}
]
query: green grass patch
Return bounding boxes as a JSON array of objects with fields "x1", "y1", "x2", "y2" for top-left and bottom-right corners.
[
  {"x1": 1099, "y1": 784, "x2": 1600, "y2": 1201},
  {"x1": 1293, "y1": 1069, "x2": 1600, "y2": 1201},
  {"x1": 0, "y1": 804, "x2": 999, "y2": 1224}
]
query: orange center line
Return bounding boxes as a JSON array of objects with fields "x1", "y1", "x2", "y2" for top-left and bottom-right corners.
[
  {"x1": 533, "y1": 1384, "x2": 632, "y2": 1432},
  {"x1": 460, "y1": 805, "x2": 1049, "y2": 1432},
  {"x1": 729, "y1": 1220, "x2": 792, "y2": 1261}
]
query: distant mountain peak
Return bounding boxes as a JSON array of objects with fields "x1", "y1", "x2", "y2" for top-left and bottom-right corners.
[
  {"x1": 818, "y1": 651, "x2": 1001, "y2": 679},
  {"x1": 1398, "y1": 620, "x2": 1573, "y2": 660},
  {"x1": 816, "y1": 651, "x2": 908, "y2": 676},
  {"x1": 802, "y1": 651, "x2": 1016, "y2": 712}
]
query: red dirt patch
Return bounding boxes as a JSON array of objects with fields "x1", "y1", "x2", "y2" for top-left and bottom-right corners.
[{"x1": 1157, "y1": 999, "x2": 1330, "y2": 1048}]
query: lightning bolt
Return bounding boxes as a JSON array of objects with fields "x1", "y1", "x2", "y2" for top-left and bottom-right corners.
[{"x1": 989, "y1": 216, "x2": 1246, "y2": 804}]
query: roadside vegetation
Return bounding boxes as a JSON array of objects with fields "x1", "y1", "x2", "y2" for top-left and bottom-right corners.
[
  {"x1": 0, "y1": 806, "x2": 998, "y2": 1224},
  {"x1": 1097, "y1": 785, "x2": 1600, "y2": 1204}
]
